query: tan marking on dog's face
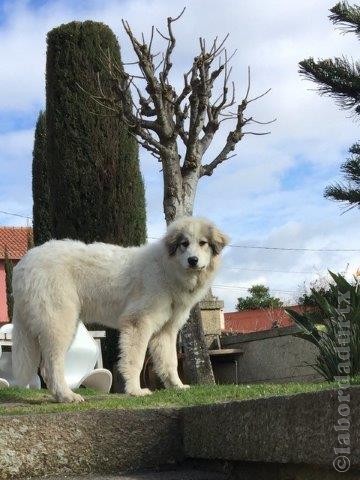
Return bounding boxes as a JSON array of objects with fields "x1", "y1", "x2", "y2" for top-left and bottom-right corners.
[
  {"x1": 164, "y1": 217, "x2": 229, "y2": 272},
  {"x1": 206, "y1": 224, "x2": 230, "y2": 256}
]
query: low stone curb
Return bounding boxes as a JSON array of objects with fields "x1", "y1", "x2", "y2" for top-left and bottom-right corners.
[
  {"x1": 183, "y1": 387, "x2": 359, "y2": 469},
  {"x1": 34, "y1": 470, "x2": 228, "y2": 480},
  {"x1": 0, "y1": 409, "x2": 182, "y2": 479},
  {"x1": 1, "y1": 388, "x2": 360, "y2": 479}
]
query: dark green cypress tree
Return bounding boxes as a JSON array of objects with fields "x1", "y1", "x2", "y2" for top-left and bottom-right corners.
[
  {"x1": 46, "y1": 21, "x2": 147, "y2": 376},
  {"x1": 4, "y1": 247, "x2": 13, "y2": 322},
  {"x1": 46, "y1": 21, "x2": 146, "y2": 245},
  {"x1": 299, "y1": 2, "x2": 360, "y2": 210},
  {"x1": 32, "y1": 111, "x2": 52, "y2": 246},
  {"x1": 27, "y1": 230, "x2": 34, "y2": 250}
]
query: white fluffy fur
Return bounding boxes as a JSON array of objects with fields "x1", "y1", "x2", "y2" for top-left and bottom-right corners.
[{"x1": 11, "y1": 217, "x2": 228, "y2": 403}]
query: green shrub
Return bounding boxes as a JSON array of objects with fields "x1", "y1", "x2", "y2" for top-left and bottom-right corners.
[{"x1": 286, "y1": 272, "x2": 360, "y2": 381}]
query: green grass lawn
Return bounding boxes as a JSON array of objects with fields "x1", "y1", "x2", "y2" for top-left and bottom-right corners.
[{"x1": 0, "y1": 382, "x2": 346, "y2": 416}]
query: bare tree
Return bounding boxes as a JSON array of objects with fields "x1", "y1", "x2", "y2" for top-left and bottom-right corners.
[{"x1": 92, "y1": 9, "x2": 273, "y2": 384}]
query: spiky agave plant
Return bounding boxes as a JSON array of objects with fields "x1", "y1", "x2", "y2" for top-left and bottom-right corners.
[{"x1": 286, "y1": 272, "x2": 360, "y2": 381}]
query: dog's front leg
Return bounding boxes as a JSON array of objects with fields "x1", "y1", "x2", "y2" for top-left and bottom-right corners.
[
  {"x1": 118, "y1": 319, "x2": 153, "y2": 396},
  {"x1": 149, "y1": 323, "x2": 190, "y2": 390}
]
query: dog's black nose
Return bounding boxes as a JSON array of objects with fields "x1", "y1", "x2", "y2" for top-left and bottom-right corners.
[{"x1": 188, "y1": 256, "x2": 199, "y2": 267}]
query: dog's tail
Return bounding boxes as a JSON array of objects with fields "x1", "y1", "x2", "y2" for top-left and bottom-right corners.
[{"x1": 12, "y1": 312, "x2": 40, "y2": 387}]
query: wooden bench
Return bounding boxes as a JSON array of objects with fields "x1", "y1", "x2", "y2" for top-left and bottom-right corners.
[
  {"x1": 208, "y1": 348, "x2": 244, "y2": 357},
  {"x1": 207, "y1": 335, "x2": 244, "y2": 384}
]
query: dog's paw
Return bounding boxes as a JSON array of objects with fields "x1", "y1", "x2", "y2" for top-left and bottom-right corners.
[
  {"x1": 55, "y1": 391, "x2": 85, "y2": 403},
  {"x1": 127, "y1": 387, "x2": 153, "y2": 397},
  {"x1": 176, "y1": 383, "x2": 190, "y2": 390}
]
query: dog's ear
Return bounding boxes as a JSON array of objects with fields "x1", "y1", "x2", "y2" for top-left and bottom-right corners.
[
  {"x1": 165, "y1": 230, "x2": 182, "y2": 256},
  {"x1": 208, "y1": 227, "x2": 230, "y2": 255}
]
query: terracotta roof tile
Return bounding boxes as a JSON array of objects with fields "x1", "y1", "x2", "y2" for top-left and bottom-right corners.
[
  {"x1": 223, "y1": 306, "x2": 304, "y2": 333},
  {"x1": 0, "y1": 227, "x2": 33, "y2": 260}
]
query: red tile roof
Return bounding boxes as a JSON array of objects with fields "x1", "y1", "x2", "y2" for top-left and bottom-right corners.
[
  {"x1": 0, "y1": 227, "x2": 33, "y2": 260},
  {"x1": 223, "y1": 306, "x2": 305, "y2": 333}
]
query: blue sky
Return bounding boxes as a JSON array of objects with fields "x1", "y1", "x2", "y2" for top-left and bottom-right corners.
[{"x1": 0, "y1": 0, "x2": 359, "y2": 309}]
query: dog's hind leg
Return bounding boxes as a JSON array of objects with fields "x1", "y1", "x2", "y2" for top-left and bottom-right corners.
[
  {"x1": 149, "y1": 323, "x2": 189, "y2": 390},
  {"x1": 12, "y1": 305, "x2": 41, "y2": 388},
  {"x1": 118, "y1": 319, "x2": 153, "y2": 396},
  {"x1": 39, "y1": 307, "x2": 83, "y2": 403}
]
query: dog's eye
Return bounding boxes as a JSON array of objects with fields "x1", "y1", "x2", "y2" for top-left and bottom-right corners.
[
  {"x1": 199, "y1": 241, "x2": 207, "y2": 246},
  {"x1": 181, "y1": 240, "x2": 189, "y2": 248}
]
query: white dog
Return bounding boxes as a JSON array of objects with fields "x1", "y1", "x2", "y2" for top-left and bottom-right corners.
[{"x1": 12, "y1": 217, "x2": 228, "y2": 403}]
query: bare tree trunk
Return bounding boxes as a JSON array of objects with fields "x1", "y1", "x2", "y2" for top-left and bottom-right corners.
[
  {"x1": 162, "y1": 146, "x2": 184, "y2": 222},
  {"x1": 182, "y1": 170, "x2": 199, "y2": 216},
  {"x1": 162, "y1": 159, "x2": 215, "y2": 384},
  {"x1": 181, "y1": 305, "x2": 215, "y2": 384},
  {"x1": 181, "y1": 170, "x2": 215, "y2": 383}
]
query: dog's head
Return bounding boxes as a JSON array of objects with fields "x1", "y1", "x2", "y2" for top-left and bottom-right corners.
[{"x1": 164, "y1": 217, "x2": 229, "y2": 272}]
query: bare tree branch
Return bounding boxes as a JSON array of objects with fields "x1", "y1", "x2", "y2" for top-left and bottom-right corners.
[
  {"x1": 200, "y1": 103, "x2": 245, "y2": 177},
  {"x1": 91, "y1": 11, "x2": 272, "y2": 201},
  {"x1": 121, "y1": 19, "x2": 171, "y2": 134},
  {"x1": 243, "y1": 131, "x2": 271, "y2": 136},
  {"x1": 160, "y1": 7, "x2": 186, "y2": 85},
  {"x1": 148, "y1": 25, "x2": 155, "y2": 54},
  {"x1": 247, "y1": 87, "x2": 272, "y2": 104},
  {"x1": 246, "y1": 117, "x2": 277, "y2": 125}
]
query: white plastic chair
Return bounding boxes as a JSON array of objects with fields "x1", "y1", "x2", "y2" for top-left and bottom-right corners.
[
  {"x1": 64, "y1": 322, "x2": 112, "y2": 393},
  {"x1": 0, "y1": 323, "x2": 40, "y2": 388},
  {"x1": 0, "y1": 343, "x2": 9, "y2": 389},
  {"x1": 1, "y1": 322, "x2": 112, "y2": 393},
  {"x1": 0, "y1": 323, "x2": 13, "y2": 336}
]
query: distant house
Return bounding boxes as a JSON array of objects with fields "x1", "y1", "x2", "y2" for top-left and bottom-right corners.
[
  {"x1": 0, "y1": 227, "x2": 32, "y2": 324},
  {"x1": 223, "y1": 306, "x2": 306, "y2": 333}
]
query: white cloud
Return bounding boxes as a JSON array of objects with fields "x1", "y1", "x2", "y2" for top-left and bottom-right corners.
[
  {"x1": 214, "y1": 208, "x2": 360, "y2": 310},
  {"x1": 0, "y1": 129, "x2": 33, "y2": 164},
  {"x1": 0, "y1": 129, "x2": 33, "y2": 213}
]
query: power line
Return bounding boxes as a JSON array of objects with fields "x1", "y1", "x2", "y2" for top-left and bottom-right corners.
[
  {"x1": 227, "y1": 243, "x2": 360, "y2": 252},
  {"x1": 149, "y1": 236, "x2": 359, "y2": 253},
  {"x1": 225, "y1": 267, "x2": 323, "y2": 275},
  {"x1": 213, "y1": 284, "x2": 297, "y2": 294},
  {"x1": 1, "y1": 212, "x2": 358, "y2": 253},
  {"x1": 0, "y1": 210, "x2": 32, "y2": 220}
]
